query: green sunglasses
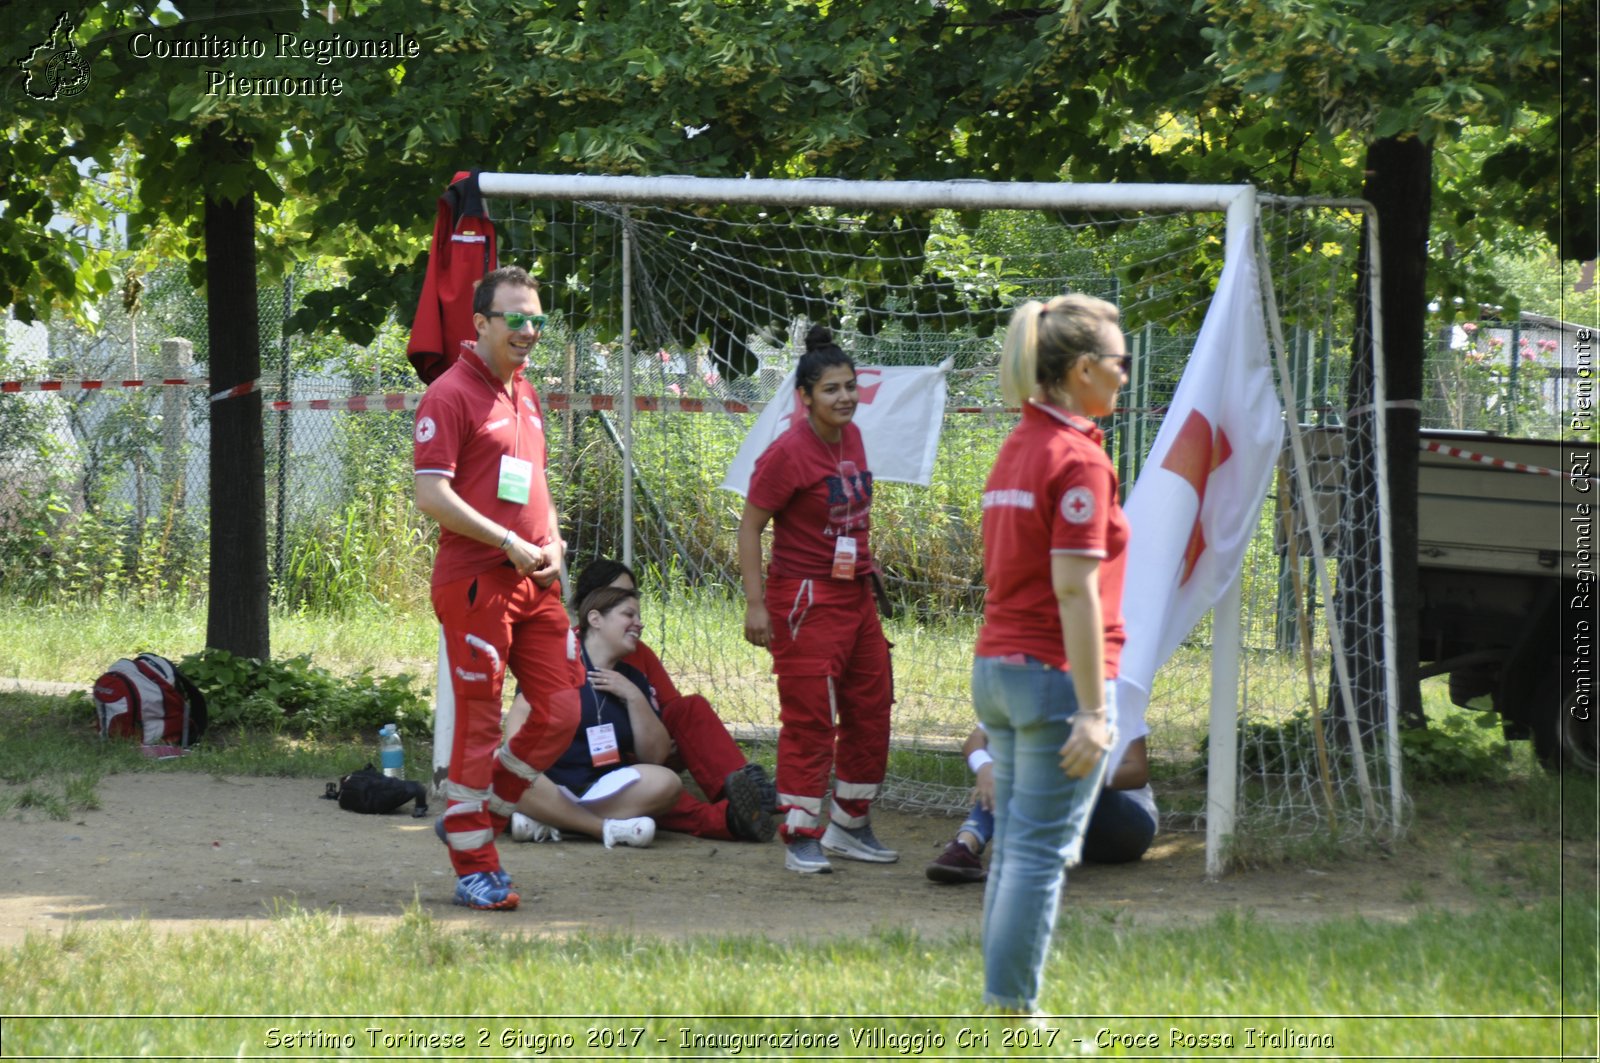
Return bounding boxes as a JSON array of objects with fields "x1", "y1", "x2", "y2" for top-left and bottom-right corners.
[{"x1": 484, "y1": 311, "x2": 548, "y2": 331}]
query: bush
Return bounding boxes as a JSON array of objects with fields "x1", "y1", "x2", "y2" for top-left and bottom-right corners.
[
  {"x1": 1400, "y1": 709, "x2": 1510, "y2": 782},
  {"x1": 178, "y1": 648, "x2": 430, "y2": 739}
]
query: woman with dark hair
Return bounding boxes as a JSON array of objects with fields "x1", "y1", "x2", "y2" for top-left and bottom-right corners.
[
  {"x1": 505, "y1": 586, "x2": 680, "y2": 848},
  {"x1": 511, "y1": 559, "x2": 776, "y2": 843},
  {"x1": 974, "y1": 293, "x2": 1131, "y2": 1012},
  {"x1": 737, "y1": 325, "x2": 897, "y2": 874}
]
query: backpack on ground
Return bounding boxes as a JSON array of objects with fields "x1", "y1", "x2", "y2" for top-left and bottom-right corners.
[
  {"x1": 91, "y1": 654, "x2": 208, "y2": 748},
  {"x1": 323, "y1": 765, "x2": 429, "y2": 816}
]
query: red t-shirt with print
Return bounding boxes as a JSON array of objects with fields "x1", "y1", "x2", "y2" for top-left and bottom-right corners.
[
  {"x1": 975, "y1": 401, "x2": 1129, "y2": 673},
  {"x1": 747, "y1": 418, "x2": 874, "y2": 581},
  {"x1": 413, "y1": 343, "x2": 553, "y2": 587}
]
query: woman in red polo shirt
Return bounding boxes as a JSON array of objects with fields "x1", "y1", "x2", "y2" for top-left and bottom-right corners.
[
  {"x1": 974, "y1": 293, "x2": 1131, "y2": 1013},
  {"x1": 738, "y1": 326, "x2": 897, "y2": 875}
]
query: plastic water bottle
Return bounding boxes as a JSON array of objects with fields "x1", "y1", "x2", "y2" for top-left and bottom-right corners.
[{"x1": 379, "y1": 723, "x2": 404, "y2": 779}]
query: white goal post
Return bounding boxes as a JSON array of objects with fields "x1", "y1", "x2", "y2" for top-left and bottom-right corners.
[{"x1": 427, "y1": 172, "x2": 1404, "y2": 872}]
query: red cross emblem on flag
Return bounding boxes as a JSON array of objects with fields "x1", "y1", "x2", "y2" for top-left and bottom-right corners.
[{"x1": 1160, "y1": 410, "x2": 1233, "y2": 585}]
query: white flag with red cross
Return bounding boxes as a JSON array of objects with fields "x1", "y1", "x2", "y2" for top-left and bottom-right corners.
[
  {"x1": 1112, "y1": 219, "x2": 1283, "y2": 753},
  {"x1": 721, "y1": 359, "x2": 952, "y2": 497}
]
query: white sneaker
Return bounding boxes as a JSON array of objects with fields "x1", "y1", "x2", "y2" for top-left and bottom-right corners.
[
  {"x1": 510, "y1": 812, "x2": 562, "y2": 843},
  {"x1": 602, "y1": 816, "x2": 656, "y2": 849}
]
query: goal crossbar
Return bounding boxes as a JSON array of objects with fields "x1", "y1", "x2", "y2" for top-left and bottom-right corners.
[{"x1": 478, "y1": 173, "x2": 1252, "y2": 214}]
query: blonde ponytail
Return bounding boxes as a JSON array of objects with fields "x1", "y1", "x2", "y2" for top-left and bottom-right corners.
[
  {"x1": 999, "y1": 301, "x2": 1045, "y2": 407},
  {"x1": 999, "y1": 294, "x2": 1121, "y2": 406}
]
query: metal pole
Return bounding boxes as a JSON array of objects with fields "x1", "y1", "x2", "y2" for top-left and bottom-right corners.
[
  {"x1": 275, "y1": 275, "x2": 292, "y2": 586},
  {"x1": 1508, "y1": 322, "x2": 1522, "y2": 435},
  {"x1": 1205, "y1": 570, "x2": 1243, "y2": 879},
  {"x1": 479, "y1": 173, "x2": 1248, "y2": 213},
  {"x1": 1204, "y1": 188, "x2": 1257, "y2": 878},
  {"x1": 621, "y1": 208, "x2": 634, "y2": 569},
  {"x1": 1363, "y1": 212, "x2": 1406, "y2": 839}
]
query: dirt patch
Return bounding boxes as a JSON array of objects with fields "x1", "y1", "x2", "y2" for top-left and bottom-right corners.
[{"x1": 0, "y1": 773, "x2": 1576, "y2": 947}]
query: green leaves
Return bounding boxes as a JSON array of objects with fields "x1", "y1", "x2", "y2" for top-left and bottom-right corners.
[{"x1": 178, "y1": 648, "x2": 430, "y2": 738}]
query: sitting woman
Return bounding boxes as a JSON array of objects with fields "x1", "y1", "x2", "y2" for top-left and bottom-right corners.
[
  {"x1": 508, "y1": 560, "x2": 777, "y2": 844},
  {"x1": 925, "y1": 726, "x2": 1158, "y2": 883},
  {"x1": 506, "y1": 586, "x2": 682, "y2": 848}
]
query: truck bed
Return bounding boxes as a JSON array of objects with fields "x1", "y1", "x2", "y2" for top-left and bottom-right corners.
[{"x1": 1293, "y1": 427, "x2": 1589, "y2": 579}]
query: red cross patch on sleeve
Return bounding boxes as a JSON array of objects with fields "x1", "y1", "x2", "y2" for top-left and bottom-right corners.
[{"x1": 1060, "y1": 485, "x2": 1095, "y2": 524}]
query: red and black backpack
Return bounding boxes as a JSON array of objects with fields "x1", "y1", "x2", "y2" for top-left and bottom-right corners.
[{"x1": 92, "y1": 654, "x2": 208, "y2": 748}]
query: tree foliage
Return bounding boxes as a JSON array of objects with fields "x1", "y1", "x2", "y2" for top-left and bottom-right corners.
[{"x1": 5, "y1": 1, "x2": 1588, "y2": 338}]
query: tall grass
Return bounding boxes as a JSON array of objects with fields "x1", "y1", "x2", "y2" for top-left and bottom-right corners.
[
  {"x1": 278, "y1": 491, "x2": 434, "y2": 614},
  {"x1": 0, "y1": 600, "x2": 439, "y2": 685}
]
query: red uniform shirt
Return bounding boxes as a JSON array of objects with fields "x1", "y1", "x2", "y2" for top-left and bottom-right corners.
[
  {"x1": 413, "y1": 343, "x2": 553, "y2": 587},
  {"x1": 747, "y1": 419, "x2": 874, "y2": 581},
  {"x1": 976, "y1": 401, "x2": 1129, "y2": 674},
  {"x1": 622, "y1": 640, "x2": 681, "y2": 704}
]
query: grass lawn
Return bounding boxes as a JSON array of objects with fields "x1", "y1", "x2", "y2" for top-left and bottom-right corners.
[{"x1": 0, "y1": 683, "x2": 1596, "y2": 1059}]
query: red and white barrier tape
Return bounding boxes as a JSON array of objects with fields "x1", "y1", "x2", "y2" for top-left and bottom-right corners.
[
  {"x1": 266, "y1": 392, "x2": 421, "y2": 413},
  {"x1": 543, "y1": 392, "x2": 755, "y2": 415},
  {"x1": 1420, "y1": 439, "x2": 1587, "y2": 483},
  {"x1": 210, "y1": 380, "x2": 258, "y2": 403},
  {"x1": 0, "y1": 378, "x2": 206, "y2": 393}
]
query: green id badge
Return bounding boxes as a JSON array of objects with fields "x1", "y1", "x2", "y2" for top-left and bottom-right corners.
[{"x1": 497, "y1": 454, "x2": 533, "y2": 503}]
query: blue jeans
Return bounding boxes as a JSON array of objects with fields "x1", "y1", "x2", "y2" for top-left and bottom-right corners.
[{"x1": 973, "y1": 655, "x2": 1112, "y2": 1011}]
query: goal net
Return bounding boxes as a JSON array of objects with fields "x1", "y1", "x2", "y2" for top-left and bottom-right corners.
[{"x1": 479, "y1": 175, "x2": 1405, "y2": 866}]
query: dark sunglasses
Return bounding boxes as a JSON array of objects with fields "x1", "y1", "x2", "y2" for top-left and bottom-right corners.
[
  {"x1": 484, "y1": 311, "x2": 547, "y2": 331},
  {"x1": 1098, "y1": 353, "x2": 1133, "y2": 373}
]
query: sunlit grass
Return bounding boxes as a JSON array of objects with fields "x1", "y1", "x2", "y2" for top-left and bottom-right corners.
[{"x1": 0, "y1": 899, "x2": 1590, "y2": 1058}]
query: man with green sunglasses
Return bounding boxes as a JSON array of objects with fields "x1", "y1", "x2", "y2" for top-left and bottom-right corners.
[{"x1": 414, "y1": 265, "x2": 577, "y2": 911}]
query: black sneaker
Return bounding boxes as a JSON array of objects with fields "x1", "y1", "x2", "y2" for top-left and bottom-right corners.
[
  {"x1": 724, "y1": 767, "x2": 776, "y2": 842},
  {"x1": 734, "y1": 762, "x2": 778, "y2": 815}
]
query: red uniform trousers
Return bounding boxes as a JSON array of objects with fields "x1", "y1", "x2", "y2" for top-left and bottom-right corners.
[
  {"x1": 432, "y1": 564, "x2": 580, "y2": 876},
  {"x1": 655, "y1": 693, "x2": 749, "y2": 840},
  {"x1": 764, "y1": 574, "x2": 893, "y2": 840}
]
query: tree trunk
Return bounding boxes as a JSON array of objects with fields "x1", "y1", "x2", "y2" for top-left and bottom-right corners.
[
  {"x1": 1341, "y1": 134, "x2": 1428, "y2": 735},
  {"x1": 203, "y1": 131, "x2": 271, "y2": 659}
]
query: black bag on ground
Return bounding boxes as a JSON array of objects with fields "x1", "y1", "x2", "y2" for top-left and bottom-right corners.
[{"x1": 324, "y1": 765, "x2": 429, "y2": 816}]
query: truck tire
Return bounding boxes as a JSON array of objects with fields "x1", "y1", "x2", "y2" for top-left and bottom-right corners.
[{"x1": 1532, "y1": 672, "x2": 1597, "y2": 775}]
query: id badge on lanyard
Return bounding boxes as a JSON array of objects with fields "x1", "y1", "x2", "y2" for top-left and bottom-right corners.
[
  {"x1": 832, "y1": 535, "x2": 857, "y2": 580},
  {"x1": 587, "y1": 721, "x2": 621, "y2": 767},
  {"x1": 497, "y1": 392, "x2": 533, "y2": 503},
  {"x1": 498, "y1": 454, "x2": 532, "y2": 503}
]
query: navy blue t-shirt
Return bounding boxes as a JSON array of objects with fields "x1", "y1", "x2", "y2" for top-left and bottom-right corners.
[{"x1": 543, "y1": 645, "x2": 660, "y2": 796}]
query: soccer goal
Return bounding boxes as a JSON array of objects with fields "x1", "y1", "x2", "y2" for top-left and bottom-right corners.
[{"x1": 476, "y1": 173, "x2": 1405, "y2": 871}]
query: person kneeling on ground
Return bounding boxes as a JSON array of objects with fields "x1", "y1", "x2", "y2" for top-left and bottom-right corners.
[
  {"x1": 505, "y1": 586, "x2": 680, "y2": 848},
  {"x1": 925, "y1": 727, "x2": 1158, "y2": 883},
  {"x1": 509, "y1": 559, "x2": 777, "y2": 845}
]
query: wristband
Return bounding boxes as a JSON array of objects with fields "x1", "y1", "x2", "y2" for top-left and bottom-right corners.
[
  {"x1": 967, "y1": 749, "x2": 993, "y2": 775},
  {"x1": 499, "y1": 528, "x2": 515, "y2": 551}
]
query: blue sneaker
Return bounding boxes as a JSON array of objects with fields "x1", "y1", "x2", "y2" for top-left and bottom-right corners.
[
  {"x1": 783, "y1": 836, "x2": 833, "y2": 874},
  {"x1": 439, "y1": 819, "x2": 516, "y2": 898},
  {"x1": 454, "y1": 870, "x2": 519, "y2": 911},
  {"x1": 822, "y1": 821, "x2": 900, "y2": 863}
]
